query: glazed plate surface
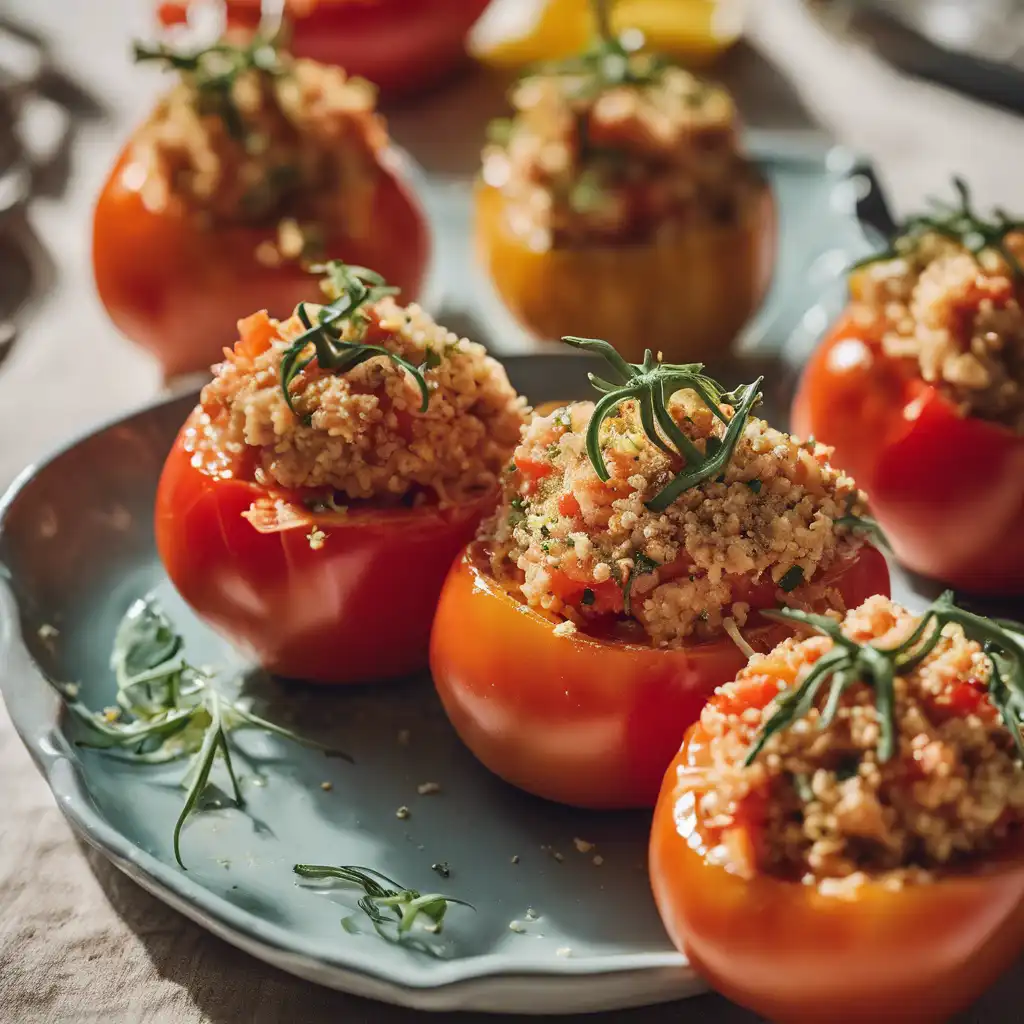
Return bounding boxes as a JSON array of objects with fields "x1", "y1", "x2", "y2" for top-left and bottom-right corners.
[{"x1": 0, "y1": 351, "x2": 935, "y2": 1014}]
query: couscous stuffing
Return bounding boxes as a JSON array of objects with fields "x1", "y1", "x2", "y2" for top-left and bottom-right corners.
[
  {"x1": 132, "y1": 39, "x2": 385, "y2": 252},
  {"x1": 482, "y1": 362, "x2": 869, "y2": 646},
  {"x1": 482, "y1": 52, "x2": 764, "y2": 249},
  {"x1": 193, "y1": 270, "x2": 526, "y2": 507},
  {"x1": 690, "y1": 595, "x2": 1024, "y2": 890},
  {"x1": 850, "y1": 189, "x2": 1024, "y2": 430}
]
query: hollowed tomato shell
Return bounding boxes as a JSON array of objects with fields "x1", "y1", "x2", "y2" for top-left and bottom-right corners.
[
  {"x1": 474, "y1": 179, "x2": 776, "y2": 363},
  {"x1": 155, "y1": 412, "x2": 493, "y2": 683},
  {"x1": 429, "y1": 541, "x2": 888, "y2": 808},
  {"x1": 94, "y1": 147, "x2": 429, "y2": 379},
  {"x1": 650, "y1": 719, "x2": 1024, "y2": 1024}
]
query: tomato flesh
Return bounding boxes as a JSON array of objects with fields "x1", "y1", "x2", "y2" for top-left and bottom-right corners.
[
  {"x1": 793, "y1": 312, "x2": 1024, "y2": 593},
  {"x1": 156, "y1": 411, "x2": 492, "y2": 683},
  {"x1": 429, "y1": 542, "x2": 889, "y2": 808}
]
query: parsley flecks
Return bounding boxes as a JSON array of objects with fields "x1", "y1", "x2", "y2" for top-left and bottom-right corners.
[
  {"x1": 779, "y1": 566, "x2": 805, "y2": 592},
  {"x1": 581, "y1": 588, "x2": 596, "y2": 606},
  {"x1": 622, "y1": 552, "x2": 660, "y2": 615},
  {"x1": 508, "y1": 496, "x2": 528, "y2": 526},
  {"x1": 746, "y1": 479, "x2": 763, "y2": 494}
]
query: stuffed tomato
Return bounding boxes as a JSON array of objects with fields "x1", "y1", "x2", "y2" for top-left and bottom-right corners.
[
  {"x1": 156, "y1": 262, "x2": 525, "y2": 683},
  {"x1": 793, "y1": 180, "x2": 1024, "y2": 593},
  {"x1": 431, "y1": 338, "x2": 889, "y2": 807},
  {"x1": 94, "y1": 37, "x2": 428, "y2": 378},
  {"x1": 651, "y1": 593, "x2": 1024, "y2": 1024},
  {"x1": 476, "y1": 19, "x2": 774, "y2": 363}
]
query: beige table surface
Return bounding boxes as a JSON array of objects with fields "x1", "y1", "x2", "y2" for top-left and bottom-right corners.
[{"x1": 2, "y1": 1, "x2": 1024, "y2": 1021}]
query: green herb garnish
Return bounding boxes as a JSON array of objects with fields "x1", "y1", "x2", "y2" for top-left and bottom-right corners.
[
  {"x1": 293, "y1": 864, "x2": 473, "y2": 947},
  {"x1": 563, "y1": 335, "x2": 762, "y2": 513},
  {"x1": 622, "y1": 552, "x2": 660, "y2": 615},
  {"x1": 61, "y1": 598, "x2": 347, "y2": 869},
  {"x1": 746, "y1": 479, "x2": 762, "y2": 494},
  {"x1": 746, "y1": 591, "x2": 1024, "y2": 767},
  {"x1": 778, "y1": 566, "x2": 804, "y2": 593},
  {"x1": 279, "y1": 262, "x2": 429, "y2": 421},
  {"x1": 581, "y1": 588, "x2": 596, "y2": 606},
  {"x1": 133, "y1": 37, "x2": 284, "y2": 142},
  {"x1": 851, "y1": 176, "x2": 1024, "y2": 280}
]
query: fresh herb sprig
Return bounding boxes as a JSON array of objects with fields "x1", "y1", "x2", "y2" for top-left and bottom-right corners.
[
  {"x1": 564, "y1": 335, "x2": 762, "y2": 513},
  {"x1": 851, "y1": 176, "x2": 1024, "y2": 280},
  {"x1": 278, "y1": 262, "x2": 429, "y2": 420},
  {"x1": 293, "y1": 864, "x2": 473, "y2": 946},
  {"x1": 745, "y1": 592, "x2": 1024, "y2": 768},
  {"x1": 62, "y1": 599, "x2": 347, "y2": 869},
  {"x1": 133, "y1": 37, "x2": 284, "y2": 141}
]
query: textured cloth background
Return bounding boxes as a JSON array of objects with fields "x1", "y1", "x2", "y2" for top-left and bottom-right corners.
[{"x1": 2, "y1": 0, "x2": 1023, "y2": 1020}]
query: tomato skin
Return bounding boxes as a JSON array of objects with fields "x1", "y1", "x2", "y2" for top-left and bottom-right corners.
[
  {"x1": 93, "y1": 147, "x2": 429, "y2": 378},
  {"x1": 155, "y1": 412, "x2": 492, "y2": 683},
  {"x1": 158, "y1": 0, "x2": 491, "y2": 97},
  {"x1": 793, "y1": 313, "x2": 1024, "y2": 593},
  {"x1": 429, "y1": 542, "x2": 888, "y2": 808},
  {"x1": 650, "y1": 722, "x2": 1024, "y2": 1024},
  {"x1": 474, "y1": 179, "x2": 776, "y2": 363}
]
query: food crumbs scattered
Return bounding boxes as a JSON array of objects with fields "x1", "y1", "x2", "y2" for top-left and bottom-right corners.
[
  {"x1": 417, "y1": 782, "x2": 441, "y2": 796},
  {"x1": 307, "y1": 527, "x2": 327, "y2": 551},
  {"x1": 511, "y1": 855, "x2": 520, "y2": 865},
  {"x1": 552, "y1": 620, "x2": 577, "y2": 637},
  {"x1": 320, "y1": 781, "x2": 333, "y2": 791},
  {"x1": 525, "y1": 907, "x2": 539, "y2": 921},
  {"x1": 556, "y1": 947, "x2": 573, "y2": 958},
  {"x1": 431, "y1": 862, "x2": 451, "y2": 879},
  {"x1": 63, "y1": 683, "x2": 80, "y2": 699},
  {"x1": 38, "y1": 624, "x2": 59, "y2": 641},
  {"x1": 509, "y1": 920, "x2": 528, "y2": 934},
  {"x1": 396, "y1": 806, "x2": 410, "y2": 820},
  {"x1": 572, "y1": 837, "x2": 594, "y2": 854},
  {"x1": 592, "y1": 855, "x2": 604, "y2": 866}
]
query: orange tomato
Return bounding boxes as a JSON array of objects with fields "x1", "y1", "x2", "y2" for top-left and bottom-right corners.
[
  {"x1": 155, "y1": 409, "x2": 492, "y2": 684},
  {"x1": 650, "y1": 709, "x2": 1024, "y2": 1024},
  {"x1": 474, "y1": 179, "x2": 775, "y2": 362},
  {"x1": 792, "y1": 312, "x2": 1024, "y2": 593},
  {"x1": 93, "y1": 147, "x2": 429, "y2": 378},
  {"x1": 429, "y1": 541, "x2": 888, "y2": 808}
]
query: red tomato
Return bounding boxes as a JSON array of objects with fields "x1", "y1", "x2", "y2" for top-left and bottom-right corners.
[
  {"x1": 650, "y1": 711, "x2": 1024, "y2": 1024},
  {"x1": 93, "y1": 147, "x2": 429, "y2": 378},
  {"x1": 158, "y1": 0, "x2": 492, "y2": 97},
  {"x1": 793, "y1": 313, "x2": 1024, "y2": 593},
  {"x1": 429, "y1": 541, "x2": 889, "y2": 808},
  {"x1": 155, "y1": 410, "x2": 492, "y2": 683}
]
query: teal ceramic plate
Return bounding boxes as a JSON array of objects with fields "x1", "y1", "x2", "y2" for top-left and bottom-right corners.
[{"x1": 0, "y1": 353, "x2": 932, "y2": 1015}]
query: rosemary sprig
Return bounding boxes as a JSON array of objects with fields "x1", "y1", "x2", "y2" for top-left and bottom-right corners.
[
  {"x1": 851, "y1": 176, "x2": 1024, "y2": 280},
  {"x1": 745, "y1": 592, "x2": 1024, "y2": 767},
  {"x1": 278, "y1": 262, "x2": 429, "y2": 421},
  {"x1": 62, "y1": 598, "x2": 349, "y2": 869},
  {"x1": 293, "y1": 864, "x2": 473, "y2": 946},
  {"x1": 563, "y1": 335, "x2": 762, "y2": 513},
  {"x1": 133, "y1": 37, "x2": 284, "y2": 141}
]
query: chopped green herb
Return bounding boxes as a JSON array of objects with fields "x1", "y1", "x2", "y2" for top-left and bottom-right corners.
[
  {"x1": 779, "y1": 566, "x2": 805, "y2": 592},
  {"x1": 791, "y1": 772, "x2": 814, "y2": 803},
  {"x1": 508, "y1": 496, "x2": 528, "y2": 526},
  {"x1": 746, "y1": 479, "x2": 763, "y2": 494},
  {"x1": 421, "y1": 349, "x2": 443, "y2": 371},
  {"x1": 581, "y1": 588, "x2": 596, "y2": 606},
  {"x1": 622, "y1": 552, "x2": 660, "y2": 615}
]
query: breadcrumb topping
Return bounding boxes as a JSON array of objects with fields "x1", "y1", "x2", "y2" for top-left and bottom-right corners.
[
  {"x1": 693, "y1": 595, "x2": 1024, "y2": 888},
  {"x1": 482, "y1": 392, "x2": 866, "y2": 646},
  {"x1": 852, "y1": 232, "x2": 1024, "y2": 429},
  {"x1": 196, "y1": 300, "x2": 526, "y2": 505},
  {"x1": 482, "y1": 58, "x2": 763, "y2": 249}
]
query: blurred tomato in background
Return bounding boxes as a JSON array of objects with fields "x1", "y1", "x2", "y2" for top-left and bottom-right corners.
[
  {"x1": 470, "y1": 0, "x2": 747, "y2": 69},
  {"x1": 157, "y1": 0, "x2": 493, "y2": 97}
]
